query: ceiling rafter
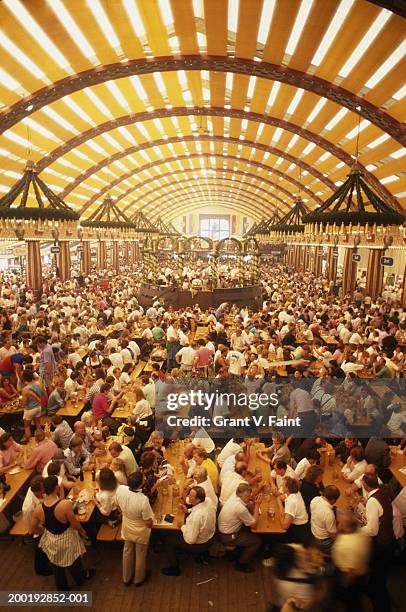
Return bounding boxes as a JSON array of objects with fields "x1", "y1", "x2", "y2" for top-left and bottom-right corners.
[
  {"x1": 119, "y1": 170, "x2": 290, "y2": 217},
  {"x1": 80, "y1": 152, "x2": 321, "y2": 215},
  {"x1": 143, "y1": 189, "x2": 278, "y2": 222},
  {"x1": 120, "y1": 173, "x2": 290, "y2": 217},
  {"x1": 1, "y1": 56, "x2": 403, "y2": 144},
  {"x1": 34, "y1": 106, "x2": 399, "y2": 210},
  {"x1": 59, "y1": 134, "x2": 335, "y2": 199},
  {"x1": 136, "y1": 182, "x2": 288, "y2": 218}
]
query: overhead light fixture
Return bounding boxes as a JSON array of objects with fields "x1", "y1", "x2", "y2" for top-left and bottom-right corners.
[
  {"x1": 392, "y1": 84, "x2": 406, "y2": 101},
  {"x1": 345, "y1": 119, "x2": 370, "y2": 140},
  {"x1": 123, "y1": 0, "x2": 146, "y2": 37},
  {"x1": 390, "y1": 148, "x2": 405, "y2": 159},
  {"x1": 285, "y1": 0, "x2": 314, "y2": 56},
  {"x1": 338, "y1": 9, "x2": 391, "y2": 78},
  {"x1": 21, "y1": 117, "x2": 61, "y2": 142},
  {"x1": 86, "y1": 0, "x2": 123, "y2": 55},
  {"x1": 324, "y1": 108, "x2": 348, "y2": 130},
  {"x1": 247, "y1": 76, "x2": 257, "y2": 99},
  {"x1": 306, "y1": 98, "x2": 327, "y2": 123},
  {"x1": 267, "y1": 82, "x2": 280, "y2": 107},
  {"x1": 0, "y1": 32, "x2": 49, "y2": 81},
  {"x1": 380, "y1": 175, "x2": 398, "y2": 184},
  {"x1": 41, "y1": 108, "x2": 79, "y2": 134},
  {"x1": 4, "y1": 0, "x2": 72, "y2": 71},
  {"x1": 311, "y1": 0, "x2": 354, "y2": 66},
  {"x1": 318, "y1": 152, "x2": 331, "y2": 162},
  {"x1": 302, "y1": 143, "x2": 316, "y2": 155},
  {"x1": 365, "y1": 41, "x2": 406, "y2": 89},
  {"x1": 0, "y1": 68, "x2": 25, "y2": 93},
  {"x1": 227, "y1": 0, "x2": 239, "y2": 32},
  {"x1": 48, "y1": 0, "x2": 99, "y2": 64},
  {"x1": 286, "y1": 89, "x2": 304, "y2": 115},
  {"x1": 367, "y1": 133, "x2": 390, "y2": 148},
  {"x1": 287, "y1": 134, "x2": 299, "y2": 149},
  {"x1": 272, "y1": 127, "x2": 283, "y2": 144}
]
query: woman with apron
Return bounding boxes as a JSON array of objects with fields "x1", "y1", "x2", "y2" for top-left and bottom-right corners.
[
  {"x1": 115, "y1": 470, "x2": 154, "y2": 586},
  {"x1": 30, "y1": 475, "x2": 93, "y2": 591}
]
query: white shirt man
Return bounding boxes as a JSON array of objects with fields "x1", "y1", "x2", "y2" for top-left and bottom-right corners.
[
  {"x1": 191, "y1": 428, "x2": 215, "y2": 454},
  {"x1": 271, "y1": 464, "x2": 297, "y2": 494},
  {"x1": 115, "y1": 485, "x2": 154, "y2": 522},
  {"x1": 181, "y1": 497, "x2": 216, "y2": 544},
  {"x1": 193, "y1": 475, "x2": 218, "y2": 509},
  {"x1": 295, "y1": 457, "x2": 312, "y2": 480},
  {"x1": 109, "y1": 351, "x2": 124, "y2": 370},
  {"x1": 290, "y1": 388, "x2": 314, "y2": 414},
  {"x1": 217, "y1": 439, "x2": 243, "y2": 467},
  {"x1": 218, "y1": 491, "x2": 255, "y2": 534},
  {"x1": 342, "y1": 458, "x2": 368, "y2": 482},
  {"x1": 219, "y1": 470, "x2": 246, "y2": 506},
  {"x1": 310, "y1": 495, "x2": 337, "y2": 541},
  {"x1": 176, "y1": 345, "x2": 196, "y2": 369},
  {"x1": 284, "y1": 492, "x2": 308, "y2": 525},
  {"x1": 227, "y1": 350, "x2": 246, "y2": 376}
]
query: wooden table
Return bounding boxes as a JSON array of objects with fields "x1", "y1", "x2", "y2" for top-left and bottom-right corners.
[
  {"x1": 143, "y1": 359, "x2": 164, "y2": 373},
  {"x1": 152, "y1": 441, "x2": 186, "y2": 530},
  {"x1": 247, "y1": 442, "x2": 285, "y2": 533},
  {"x1": 320, "y1": 335, "x2": 339, "y2": 346},
  {"x1": 0, "y1": 399, "x2": 23, "y2": 416},
  {"x1": 194, "y1": 326, "x2": 209, "y2": 342},
  {"x1": 111, "y1": 389, "x2": 137, "y2": 420},
  {"x1": 68, "y1": 470, "x2": 98, "y2": 523},
  {"x1": 57, "y1": 399, "x2": 85, "y2": 418},
  {"x1": 0, "y1": 466, "x2": 32, "y2": 513},
  {"x1": 389, "y1": 449, "x2": 406, "y2": 488}
]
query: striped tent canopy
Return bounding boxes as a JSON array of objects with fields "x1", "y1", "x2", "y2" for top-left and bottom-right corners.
[
  {"x1": 271, "y1": 198, "x2": 308, "y2": 233},
  {"x1": 303, "y1": 163, "x2": 404, "y2": 227},
  {"x1": 0, "y1": 161, "x2": 78, "y2": 222},
  {"x1": 80, "y1": 194, "x2": 133, "y2": 229}
]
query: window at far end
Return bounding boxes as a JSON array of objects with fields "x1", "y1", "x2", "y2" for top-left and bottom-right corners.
[{"x1": 199, "y1": 215, "x2": 230, "y2": 240}]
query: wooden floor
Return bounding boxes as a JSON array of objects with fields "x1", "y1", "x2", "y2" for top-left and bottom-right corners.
[
  {"x1": 0, "y1": 539, "x2": 272, "y2": 612},
  {"x1": 1, "y1": 539, "x2": 405, "y2": 611}
]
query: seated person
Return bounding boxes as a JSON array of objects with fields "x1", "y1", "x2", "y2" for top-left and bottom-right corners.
[
  {"x1": 24, "y1": 429, "x2": 57, "y2": 474},
  {"x1": 161, "y1": 486, "x2": 216, "y2": 576},
  {"x1": 0, "y1": 432, "x2": 22, "y2": 474},
  {"x1": 46, "y1": 379, "x2": 66, "y2": 416},
  {"x1": 63, "y1": 435, "x2": 92, "y2": 477},
  {"x1": 51, "y1": 415, "x2": 74, "y2": 450}
]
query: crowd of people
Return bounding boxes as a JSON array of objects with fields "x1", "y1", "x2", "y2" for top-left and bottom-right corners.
[{"x1": 0, "y1": 260, "x2": 405, "y2": 611}]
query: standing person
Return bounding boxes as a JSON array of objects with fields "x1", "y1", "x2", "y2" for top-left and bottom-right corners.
[
  {"x1": 21, "y1": 370, "x2": 43, "y2": 442},
  {"x1": 310, "y1": 486, "x2": 340, "y2": 553},
  {"x1": 361, "y1": 474, "x2": 396, "y2": 612},
  {"x1": 193, "y1": 339, "x2": 213, "y2": 377},
  {"x1": 22, "y1": 476, "x2": 52, "y2": 576},
  {"x1": 30, "y1": 475, "x2": 94, "y2": 591},
  {"x1": 115, "y1": 470, "x2": 154, "y2": 587},
  {"x1": 36, "y1": 336, "x2": 56, "y2": 394}
]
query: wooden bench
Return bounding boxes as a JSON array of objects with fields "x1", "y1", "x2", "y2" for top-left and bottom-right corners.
[
  {"x1": 96, "y1": 524, "x2": 119, "y2": 542},
  {"x1": 9, "y1": 515, "x2": 29, "y2": 539}
]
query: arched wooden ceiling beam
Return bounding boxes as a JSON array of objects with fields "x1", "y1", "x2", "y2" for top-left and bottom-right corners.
[
  {"x1": 120, "y1": 173, "x2": 290, "y2": 218},
  {"x1": 135, "y1": 184, "x2": 284, "y2": 220},
  {"x1": 1, "y1": 56, "x2": 403, "y2": 145},
  {"x1": 80, "y1": 153, "x2": 321, "y2": 215},
  {"x1": 35, "y1": 106, "x2": 398, "y2": 210},
  {"x1": 60, "y1": 135, "x2": 335, "y2": 199},
  {"x1": 144, "y1": 191, "x2": 273, "y2": 222},
  {"x1": 155, "y1": 199, "x2": 264, "y2": 223}
]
